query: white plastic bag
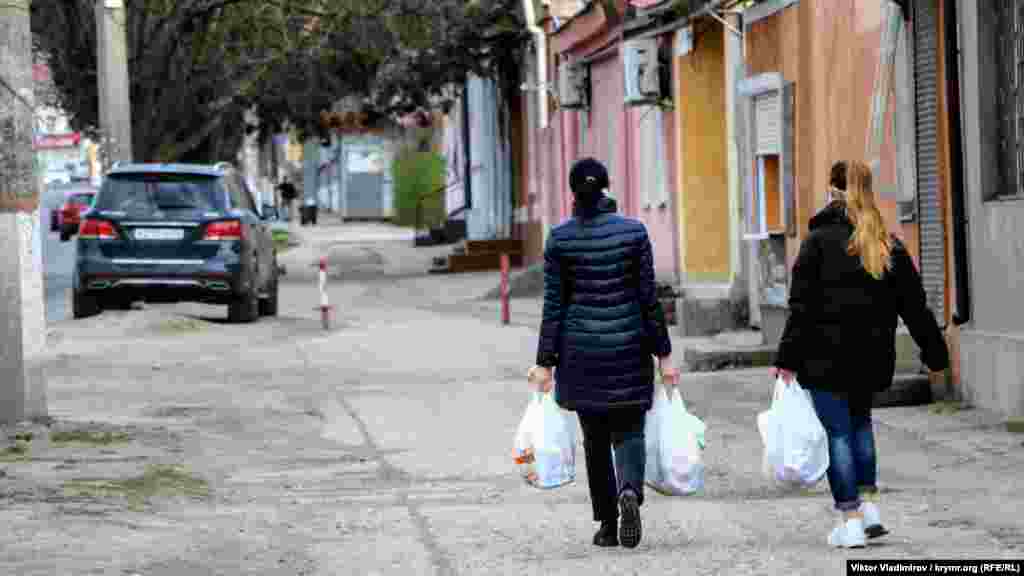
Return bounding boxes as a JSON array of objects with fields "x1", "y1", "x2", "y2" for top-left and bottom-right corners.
[
  {"x1": 513, "y1": 391, "x2": 577, "y2": 489},
  {"x1": 757, "y1": 377, "x2": 829, "y2": 487},
  {"x1": 645, "y1": 386, "x2": 706, "y2": 496}
]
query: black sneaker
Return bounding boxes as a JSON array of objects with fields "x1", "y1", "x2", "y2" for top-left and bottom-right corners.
[
  {"x1": 593, "y1": 520, "x2": 618, "y2": 547},
  {"x1": 618, "y1": 490, "x2": 642, "y2": 549}
]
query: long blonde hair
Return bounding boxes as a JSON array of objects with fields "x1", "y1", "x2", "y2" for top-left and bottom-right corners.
[{"x1": 834, "y1": 161, "x2": 892, "y2": 279}]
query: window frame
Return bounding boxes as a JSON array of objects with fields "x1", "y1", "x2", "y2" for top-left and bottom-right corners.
[
  {"x1": 739, "y1": 73, "x2": 794, "y2": 239},
  {"x1": 982, "y1": 0, "x2": 1024, "y2": 202},
  {"x1": 639, "y1": 105, "x2": 670, "y2": 210}
]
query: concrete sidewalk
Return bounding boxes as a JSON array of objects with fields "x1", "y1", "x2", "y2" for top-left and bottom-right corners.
[
  {"x1": 470, "y1": 296, "x2": 755, "y2": 368},
  {"x1": 3, "y1": 226, "x2": 1020, "y2": 574}
]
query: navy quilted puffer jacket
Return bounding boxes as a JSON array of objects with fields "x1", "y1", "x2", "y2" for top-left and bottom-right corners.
[{"x1": 535, "y1": 201, "x2": 672, "y2": 412}]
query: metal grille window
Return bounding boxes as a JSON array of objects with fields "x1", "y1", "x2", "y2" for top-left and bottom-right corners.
[{"x1": 993, "y1": 0, "x2": 1024, "y2": 199}]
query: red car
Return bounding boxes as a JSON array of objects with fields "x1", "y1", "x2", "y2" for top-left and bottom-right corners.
[{"x1": 58, "y1": 188, "x2": 97, "y2": 242}]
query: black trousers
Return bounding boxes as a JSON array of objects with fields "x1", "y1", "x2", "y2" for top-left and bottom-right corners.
[{"x1": 578, "y1": 407, "x2": 647, "y2": 522}]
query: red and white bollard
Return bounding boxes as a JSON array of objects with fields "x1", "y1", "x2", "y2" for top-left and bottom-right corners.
[
  {"x1": 500, "y1": 253, "x2": 510, "y2": 325},
  {"x1": 316, "y1": 256, "x2": 333, "y2": 330}
]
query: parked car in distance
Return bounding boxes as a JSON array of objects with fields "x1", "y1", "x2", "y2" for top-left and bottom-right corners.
[
  {"x1": 72, "y1": 163, "x2": 280, "y2": 323},
  {"x1": 57, "y1": 188, "x2": 97, "y2": 241}
]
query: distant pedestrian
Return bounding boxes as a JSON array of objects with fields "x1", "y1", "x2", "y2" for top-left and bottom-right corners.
[
  {"x1": 771, "y1": 160, "x2": 949, "y2": 548},
  {"x1": 277, "y1": 177, "x2": 298, "y2": 221},
  {"x1": 303, "y1": 193, "x2": 318, "y2": 226},
  {"x1": 532, "y1": 157, "x2": 678, "y2": 549}
]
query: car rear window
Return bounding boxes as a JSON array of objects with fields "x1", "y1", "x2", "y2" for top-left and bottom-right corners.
[
  {"x1": 94, "y1": 173, "x2": 226, "y2": 215},
  {"x1": 70, "y1": 193, "x2": 94, "y2": 205}
]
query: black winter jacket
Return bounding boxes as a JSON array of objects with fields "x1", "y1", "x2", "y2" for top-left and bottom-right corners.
[
  {"x1": 774, "y1": 203, "x2": 949, "y2": 394},
  {"x1": 536, "y1": 201, "x2": 672, "y2": 412}
]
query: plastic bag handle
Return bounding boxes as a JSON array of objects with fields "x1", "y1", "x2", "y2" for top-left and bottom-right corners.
[
  {"x1": 771, "y1": 377, "x2": 789, "y2": 404},
  {"x1": 662, "y1": 384, "x2": 691, "y2": 413},
  {"x1": 662, "y1": 384, "x2": 674, "y2": 402}
]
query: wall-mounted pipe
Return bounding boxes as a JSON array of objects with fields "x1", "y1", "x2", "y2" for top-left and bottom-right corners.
[
  {"x1": 946, "y1": 0, "x2": 970, "y2": 326},
  {"x1": 523, "y1": 0, "x2": 550, "y2": 129},
  {"x1": 462, "y1": 82, "x2": 472, "y2": 210}
]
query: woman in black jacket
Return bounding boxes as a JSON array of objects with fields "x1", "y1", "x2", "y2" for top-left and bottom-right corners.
[
  {"x1": 532, "y1": 157, "x2": 677, "y2": 549},
  {"x1": 771, "y1": 160, "x2": 949, "y2": 549}
]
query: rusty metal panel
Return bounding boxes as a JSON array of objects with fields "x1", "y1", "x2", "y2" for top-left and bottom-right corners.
[{"x1": 914, "y1": 0, "x2": 946, "y2": 322}]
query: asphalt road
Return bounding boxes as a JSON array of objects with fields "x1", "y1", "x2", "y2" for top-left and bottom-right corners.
[{"x1": 42, "y1": 183, "x2": 76, "y2": 324}]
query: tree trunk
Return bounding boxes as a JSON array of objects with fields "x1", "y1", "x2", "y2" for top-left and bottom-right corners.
[
  {"x1": 0, "y1": 0, "x2": 48, "y2": 423},
  {"x1": 0, "y1": 0, "x2": 38, "y2": 212}
]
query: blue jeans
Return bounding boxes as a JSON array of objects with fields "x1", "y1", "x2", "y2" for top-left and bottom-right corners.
[
  {"x1": 578, "y1": 408, "x2": 646, "y2": 522},
  {"x1": 808, "y1": 390, "x2": 879, "y2": 511}
]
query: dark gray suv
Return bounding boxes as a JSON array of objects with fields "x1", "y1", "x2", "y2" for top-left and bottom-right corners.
[{"x1": 72, "y1": 163, "x2": 280, "y2": 323}]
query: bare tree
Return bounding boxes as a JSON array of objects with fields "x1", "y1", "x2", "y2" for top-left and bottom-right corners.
[{"x1": 31, "y1": 0, "x2": 525, "y2": 162}]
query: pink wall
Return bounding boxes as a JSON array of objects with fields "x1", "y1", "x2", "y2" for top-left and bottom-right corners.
[
  {"x1": 559, "y1": 108, "x2": 576, "y2": 220},
  {"x1": 574, "y1": 54, "x2": 637, "y2": 215},
  {"x1": 548, "y1": 41, "x2": 678, "y2": 282},
  {"x1": 538, "y1": 8, "x2": 677, "y2": 283},
  {"x1": 626, "y1": 105, "x2": 679, "y2": 281},
  {"x1": 537, "y1": 119, "x2": 565, "y2": 233}
]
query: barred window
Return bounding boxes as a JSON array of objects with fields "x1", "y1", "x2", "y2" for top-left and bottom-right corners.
[{"x1": 992, "y1": 0, "x2": 1024, "y2": 200}]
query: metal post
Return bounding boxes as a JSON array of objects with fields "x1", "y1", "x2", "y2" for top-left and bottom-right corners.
[
  {"x1": 500, "y1": 253, "x2": 510, "y2": 325},
  {"x1": 0, "y1": 0, "x2": 48, "y2": 423},
  {"x1": 317, "y1": 256, "x2": 332, "y2": 330},
  {"x1": 95, "y1": 0, "x2": 133, "y2": 165}
]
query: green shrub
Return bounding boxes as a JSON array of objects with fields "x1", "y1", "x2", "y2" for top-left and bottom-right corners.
[{"x1": 392, "y1": 148, "x2": 446, "y2": 229}]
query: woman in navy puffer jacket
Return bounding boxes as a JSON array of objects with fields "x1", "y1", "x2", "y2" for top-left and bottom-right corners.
[{"x1": 532, "y1": 157, "x2": 677, "y2": 549}]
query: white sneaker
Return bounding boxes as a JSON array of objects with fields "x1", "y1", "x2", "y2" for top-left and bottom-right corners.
[
  {"x1": 860, "y1": 501, "x2": 889, "y2": 539},
  {"x1": 828, "y1": 517, "x2": 867, "y2": 548}
]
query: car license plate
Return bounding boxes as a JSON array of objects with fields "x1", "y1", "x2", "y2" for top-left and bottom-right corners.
[{"x1": 134, "y1": 228, "x2": 184, "y2": 241}]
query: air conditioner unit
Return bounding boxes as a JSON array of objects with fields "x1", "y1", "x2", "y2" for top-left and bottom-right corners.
[
  {"x1": 623, "y1": 38, "x2": 661, "y2": 105},
  {"x1": 558, "y1": 61, "x2": 588, "y2": 109}
]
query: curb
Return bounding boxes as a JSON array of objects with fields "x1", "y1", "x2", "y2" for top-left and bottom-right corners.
[
  {"x1": 873, "y1": 373, "x2": 932, "y2": 408},
  {"x1": 683, "y1": 346, "x2": 776, "y2": 372}
]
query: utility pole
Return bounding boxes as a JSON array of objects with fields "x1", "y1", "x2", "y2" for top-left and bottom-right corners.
[
  {"x1": 95, "y1": 0, "x2": 133, "y2": 166},
  {"x1": 0, "y1": 0, "x2": 49, "y2": 424}
]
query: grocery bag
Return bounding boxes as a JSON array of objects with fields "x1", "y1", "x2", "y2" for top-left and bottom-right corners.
[
  {"x1": 757, "y1": 377, "x2": 829, "y2": 487},
  {"x1": 645, "y1": 386, "x2": 706, "y2": 496},
  {"x1": 513, "y1": 391, "x2": 577, "y2": 489}
]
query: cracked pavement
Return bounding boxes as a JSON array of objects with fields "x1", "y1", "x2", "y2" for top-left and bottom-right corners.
[{"x1": 4, "y1": 222, "x2": 1022, "y2": 575}]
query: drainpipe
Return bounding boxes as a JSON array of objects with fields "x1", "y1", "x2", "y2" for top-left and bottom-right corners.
[
  {"x1": 619, "y1": 21, "x2": 633, "y2": 217},
  {"x1": 523, "y1": 0, "x2": 550, "y2": 129},
  {"x1": 946, "y1": 0, "x2": 970, "y2": 326},
  {"x1": 463, "y1": 81, "x2": 472, "y2": 211}
]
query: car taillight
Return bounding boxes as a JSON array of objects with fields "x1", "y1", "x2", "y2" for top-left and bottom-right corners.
[
  {"x1": 204, "y1": 220, "x2": 242, "y2": 240},
  {"x1": 79, "y1": 219, "x2": 118, "y2": 239}
]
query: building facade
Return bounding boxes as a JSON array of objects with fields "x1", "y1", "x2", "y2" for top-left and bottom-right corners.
[
  {"x1": 443, "y1": 75, "x2": 515, "y2": 241},
  {"x1": 953, "y1": 0, "x2": 1024, "y2": 416},
  {"x1": 546, "y1": 0, "x2": 681, "y2": 283}
]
